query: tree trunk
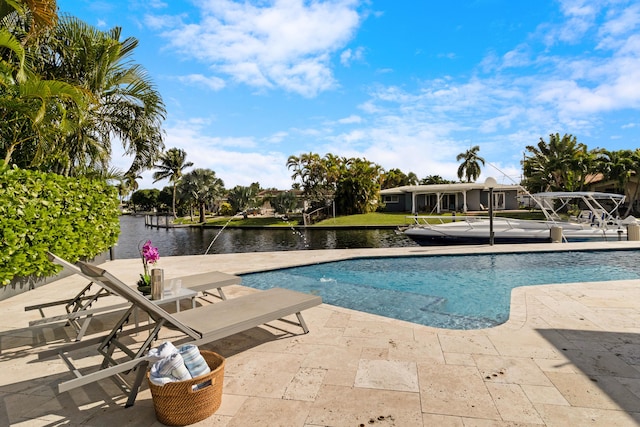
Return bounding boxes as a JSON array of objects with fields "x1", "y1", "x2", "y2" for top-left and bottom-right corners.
[
  {"x1": 199, "y1": 202, "x2": 206, "y2": 224},
  {"x1": 171, "y1": 184, "x2": 177, "y2": 219},
  {"x1": 3, "y1": 142, "x2": 17, "y2": 166}
]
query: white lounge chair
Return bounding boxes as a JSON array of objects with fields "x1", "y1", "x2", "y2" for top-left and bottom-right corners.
[
  {"x1": 38, "y1": 260, "x2": 322, "y2": 406},
  {"x1": 27, "y1": 253, "x2": 242, "y2": 341}
]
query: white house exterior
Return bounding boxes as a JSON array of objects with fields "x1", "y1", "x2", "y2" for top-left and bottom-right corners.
[{"x1": 380, "y1": 183, "x2": 520, "y2": 214}]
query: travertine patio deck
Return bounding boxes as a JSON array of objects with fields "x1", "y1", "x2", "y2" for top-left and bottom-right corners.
[{"x1": 1, "y1": 242, "x2": 640, "y2": 426}]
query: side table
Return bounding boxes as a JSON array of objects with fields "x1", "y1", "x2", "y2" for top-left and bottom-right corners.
[{"x1": 150, "y1": 287, "x2": 198, "y2": 312}]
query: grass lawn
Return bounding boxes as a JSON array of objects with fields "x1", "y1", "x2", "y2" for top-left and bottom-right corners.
[
  {"x1": 175, "y1": 215, "x2": 298, "y2": 227},
  {"x1": 314, "y1": 212, "x2": 413, "y2": 226},
  {"x1": 175, "y1": 212, "x2": 412, "y2": 227}
]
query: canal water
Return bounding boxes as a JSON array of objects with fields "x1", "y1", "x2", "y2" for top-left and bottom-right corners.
[{"x1": 114, "y1": 215, "x2": 418, "y2": 259}]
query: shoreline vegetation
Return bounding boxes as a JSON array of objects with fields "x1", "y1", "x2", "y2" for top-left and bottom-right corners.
[{"x1": 139, "y1": 210, "x2": 548, "y2": 229}]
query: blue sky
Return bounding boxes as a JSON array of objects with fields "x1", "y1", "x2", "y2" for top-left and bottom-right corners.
[{"x1": 58, "y1": 0, "x2": 640, "y2": 190}]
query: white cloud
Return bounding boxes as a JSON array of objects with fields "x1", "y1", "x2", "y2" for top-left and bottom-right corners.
[
  {"x1": 481, "y1": 162, "x2": 523, "y2": 185},
  {"x1": 370, "y1": 85, "x2": 417, "y2": 104},
  {"x1": 478, "y1": 108, "x2": 523, "y2": 134},
  {"x1": 311, "y1": 107, "x2": 472, "y2": 180},
  {"x1": 183, "y1": 146, "x2": 291, "y2": 189},
  {"x1": 340, "y1": 49, "x2": 352, "y2": 66},
  {"x1": 134, "y1": 119, "x2": 293, "y2": 189},
  {"x1": 556, "y1": 0, "x2": 598, "y2": 43},
  {"x1": 265, "y1": 131, "x2": 289, "y2": 143},
  {"x1": 340, "y1": 129, "x2": 367, "y2": 144},
  {"x1": 292, "y1": 127, "x2": 323, "y2": 137},
  {"x1": 340, "y1": 46, "x2": 365, "y2": 66},
  {"x1": 358, "y1": 100, "x2": 384, "y2": 114},
  {"x1": 337, "y1": 115, "x2": 362, "y2": 124},
  {"x1": 130, "y1": 0, "x2": 168, "y2": 10},
  {"x1": 177, "y1": 74, "x2": 226, "y2": 91},
  {"x1": 167, "y1": 120, "x2": 257, "y2": 149},
  {"x1": 150, "y1": 0, "x2": 363, "y2": 97},
  {"x1": 501, "y1": 44, "x2": 532, "y2": 69},
  {"x1": 148, "y1": 0, "x2": 167, "y2": 8},
  {"x1": 144, "y1": 13, "x2": 186, "y2": 30},
  {"x1": 532, "y1": 52, "x2": 640, "y2": 116},
  {"x1": 599, "y1": 2, "x2": 640, "y2": 39},
  {"x1": 483, "y1": 1, "x2": 640, "y2": 123}
]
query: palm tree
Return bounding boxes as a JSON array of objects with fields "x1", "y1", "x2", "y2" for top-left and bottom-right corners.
[
  {"x1": 0, "y1": 0, "x2": 58, "y2": 39},
  {"x1": 523, "y1": 134, "x2": 582, "y2": 192},
  {"x1": 407, "y1": 172, "x2": 419, "y2": 185},
  {"x1": 0, "y1": 74, "x2": 87, "y2": 166},
  {"x1": 30, "y1": 15, "x2": 166, "y2": 176},
  {"x1": 227, "y1": 185, "x2": 259, "y2": 214},
  {"x1": 0, "y1": 1, "x2": 88, "y2": 168},
  {"x1": 595, "y1": 148, "x2": 640, "y2": 216},
  {"x1": 334, "y1": 157, "x2": 382, "y2": 215},
  {"x1": 456, "y1": 145, "x2": 485, "y2": 183},
  {"x1": 116, "y1": 181, "x2": 129, "y2": 204},
  {"x1": 152, "y1": 148, "x2": 193, "y2": 218},
  {"x1": 178, "y1": 168, "x2": 224, "y2": 223},
  {"x1": 287, "y1": 152, "x2": 328, "y2": 203},
  {"x1": 420, "y1": 175, "x2": 454, "y2": 185},
  {"x1": 322, "y1": 153, "x2": 343, "y2": 196},
  {"x1": 379, "y1": 168, "x2": 418, "y2": 189},
  {"x1": 571, "y1": 146, "x2": 599, "y2": 191},
  {"x1": 597, "y1": 149, "x2": 634, "y2": 195},
  {"x1": 124, "y1": 171, "x2": 141, "y2": 192}
]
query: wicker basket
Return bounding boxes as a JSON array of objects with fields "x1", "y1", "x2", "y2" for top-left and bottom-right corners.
[{"x1": 147, "y1": 350, "x2": 225, "y2": 426}]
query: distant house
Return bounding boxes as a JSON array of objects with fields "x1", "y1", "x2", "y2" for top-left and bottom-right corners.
[
  {"x1": 257, "y1": 189, "x2": 305, "y2": 215},
  {"x1": 577, "y1": 172, "x2": 627, "y2": 195},
  {"x1": 380, "y1": 183, "x2": 520, "y2": 214}
]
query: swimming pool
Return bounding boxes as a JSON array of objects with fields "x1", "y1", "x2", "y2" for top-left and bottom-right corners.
[{"x1": 240, "y1": 250, "x2": 640, "y2": 329}]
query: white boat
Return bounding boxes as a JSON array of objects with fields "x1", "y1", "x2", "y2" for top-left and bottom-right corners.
[{"x1": 404, "y1": 192, "x2": 636, "y2": 245}]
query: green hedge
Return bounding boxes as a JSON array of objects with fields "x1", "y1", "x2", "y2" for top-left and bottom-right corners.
[{"x1": 0, "y1": 167, "x2": 120, "y2": 285}]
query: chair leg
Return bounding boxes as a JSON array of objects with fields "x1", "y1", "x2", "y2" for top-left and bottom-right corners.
[
  {"x1": 74, "y1": 314, "x2": 93, "y2": 341},
  {"x1": 278, "y1": 312, "x2": 311, "y2": 334},
  {"x1": 125, "y1": 360, "x2": 149, "y2": 408},
  {"x1": 295, "y1": 312, "x2": 310, "y2": 333}
]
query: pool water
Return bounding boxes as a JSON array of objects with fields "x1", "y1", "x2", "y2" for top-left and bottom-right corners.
[{"x1": 240, "y1": 250, "x2": 640, "y2": 329}]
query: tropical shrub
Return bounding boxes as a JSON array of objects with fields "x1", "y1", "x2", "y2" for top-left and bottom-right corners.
[
  {"x1": 218, "y1": 202, "x2": 234, "y2": 216},
  {"x1": 270, "y1": 191, "x2": 298, "y2": 214},
  {"x1": 0, "y1": 167, "x2": 120, "y2": 285}
]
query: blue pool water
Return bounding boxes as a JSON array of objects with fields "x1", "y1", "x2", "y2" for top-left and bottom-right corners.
[{"x1": 240, "y1": 250, "x2": 640, "y2": 330}]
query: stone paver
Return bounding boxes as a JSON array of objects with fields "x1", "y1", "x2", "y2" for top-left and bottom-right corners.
[{"x1": 1, "y1": 242, "x2": 640, "y2": 426}]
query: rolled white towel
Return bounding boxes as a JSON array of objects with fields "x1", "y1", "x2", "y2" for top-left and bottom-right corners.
[
  {"x1": 180, "y1": 345, "x2": 210, "y2": 378},
  {"x1": 149, "y1": 352, "x2": 192, "y2": 386},
  {"x1": 147, "y1": 341, "x2": 178, "y2": 361}
]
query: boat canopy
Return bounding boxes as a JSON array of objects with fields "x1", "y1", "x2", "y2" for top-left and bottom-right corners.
[
  {"x1": 530, "y1": 191, "x2": 626, "y2": 223},
  {"x1": 533, "y1": 192, "x2": 625, "y2": 200}
]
